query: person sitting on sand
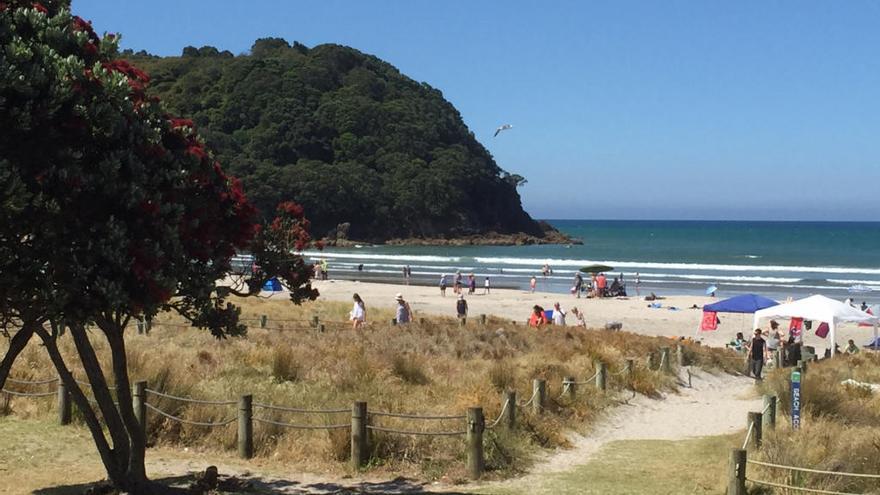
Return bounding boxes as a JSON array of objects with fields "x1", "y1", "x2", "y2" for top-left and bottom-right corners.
[
  {"x1": 529, "y1": 305, "x2": 547, "y2": 327},
  {"x1": 845, "y1": 339, "x2": 860, "y2": 355},
  {"x1": 728, "y1": 332, "x2": 746, "y2": 352},
  {"x1": 350, "y1": 293, "x2": 366, "y2": 329},
  {"x1": 570, "y1": 307, "x2": 586, "y2": 327}
]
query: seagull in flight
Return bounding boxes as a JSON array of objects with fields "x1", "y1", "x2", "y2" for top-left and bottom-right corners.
[{"x1": 494, "y1": 124, "x2": 513, "y2": 137}]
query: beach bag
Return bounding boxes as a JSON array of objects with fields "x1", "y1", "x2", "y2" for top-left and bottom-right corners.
[{"x1": 815, "y1": 322, "x2": 829, "y2": 338}]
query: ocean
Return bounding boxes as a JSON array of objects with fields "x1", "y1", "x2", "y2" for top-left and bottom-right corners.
[{"x1": 300, "y1": 220, "x2": 880, "y2": 303}]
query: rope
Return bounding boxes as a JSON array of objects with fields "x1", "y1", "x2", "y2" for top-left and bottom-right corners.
[
  {"x1": 747, "y1": 478, "x2": 861, "y2": 495},
  {"x1": 5, "y1": 376, "x2": 58, "y2": 385},
  {"x1": 365, "y1": 425, "x2": 466, "y2": 436},
  {"x1": 486, "y1": 399, "x2": 510, "y2": 429},
  {"x1": 369, "y1": 411, "x2": 466, "y2": 420},
  {"x1": 564, "y1": 370, "x2": 601, "y2": 385},
  {"x1": 762, "y1": 402, "x2": 772, "y2": 414},
  {"x1": 518, "y1": 388, "x2": 539, "y2": 408},
  {"x1": 747, "y1": 460, "x2": 880, "y2": 479},
  {"x1": 145, "y1": 403, "x2": 236, "y2": 427},
  {"x1": 145, "y1": 389, "x2": 236, "y2": 406},
  {"x1": 742, "y1": 421, "x2": 754, "y2": 449},
  {"x1": 252, "y1": 402, "x2": 348, "y2": 414},
  {"x1": 557, "y1": 382, "x2": 572, "y2": 400},
  {"x1": 1, "y1": 388, "x2": 57, "y2": 397},
  {"x1": 253, "y1": 417, "x2": 349, "y2": 429}
]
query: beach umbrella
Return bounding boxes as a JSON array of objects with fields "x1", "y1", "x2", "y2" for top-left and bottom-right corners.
[
  {"x1": 579, "y1": 264, "x2": 613, "y2": 274},
  {"x1": 705, "y1": 285, "x2": 718, "y2": 295}
]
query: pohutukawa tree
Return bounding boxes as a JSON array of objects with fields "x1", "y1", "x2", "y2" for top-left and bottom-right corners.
[{"x1": 0, "y1": 1, "x2": 317, "y2": 492}]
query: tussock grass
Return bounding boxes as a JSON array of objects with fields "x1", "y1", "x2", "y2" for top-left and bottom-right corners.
[
  {"x1": 753, "y1": 353, "x2": 880, "y2": 493},
  {"x1": 1, "y1": 297, "x2": 736, "y2": 479}
]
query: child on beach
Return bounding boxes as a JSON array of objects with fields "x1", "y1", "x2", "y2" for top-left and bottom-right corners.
[
  {"x1": 350, "y1": 293, "x2": 366, "y2": 329},
  {"x1": 570, "y1": 307, "x2": 586, "y2": 327},
  {"x1": 440, "y1": 274, "x2": 448, "y2": 296},
  {"x1": 529, "y1": 276, "x2": 537, "y2": 293},
  {"x1": 484, "y1": 277, "x2": 490, "y2": 294}
]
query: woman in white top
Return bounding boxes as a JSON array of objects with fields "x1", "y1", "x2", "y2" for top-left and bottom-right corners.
[{"x1": 350, "y1": 293, "x2": 366, "y2": 329}]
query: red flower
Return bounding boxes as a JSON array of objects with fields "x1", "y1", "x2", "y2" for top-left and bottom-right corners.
[
  {"x1": 170, "y1": 118, "x2": 194, "y2": 129},
  {"x1": 72, "y1": 16, "x2": 93, "y2": 33},
  {"x1": 32, "y1": 3, "x2": 47, "y2": 14},
  {"x1": 83, "y1": 41, "x2": 98, "y2": 57}
]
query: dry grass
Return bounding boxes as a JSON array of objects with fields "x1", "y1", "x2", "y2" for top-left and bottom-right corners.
[
  {"x1": 752, "y1": 353, "x2": 880, "y2": 494},
  {"x1": 1, "y1": 296, "x2": 740, "y2": 480}
]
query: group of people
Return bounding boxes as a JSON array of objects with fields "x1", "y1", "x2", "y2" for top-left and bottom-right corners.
[
  {"x1": 440, "y1": 272, "x2": 489, "y2": 297},
  {"x1": 570, "y1": 272, "x2": 627, "y2": 298},
  {"x1": 730, "y1": 319, "x2": 863, "y2": 381},
  {"x1": 313, "y1": 259, "x2": 329, "y2": 280},
  {"x1": 528, "y1": 302, "x2": 586, "y2": 328},
  {"x1": 348, "y1": 292, "x2": 415, "y2": 329}
]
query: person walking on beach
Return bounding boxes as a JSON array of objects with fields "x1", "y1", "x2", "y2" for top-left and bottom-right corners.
[
  {"x1": 573, "y1": 273, "x2": 583, "y2": 298},
  {"x1": 529, "y1": 276, "x2": 537, "y2": 293},
  {"x1": 635, "y1": 272, "x2": 641, "y2": 296},
  {"x1": 320, "y1": 259, "x2": 329, "y2": 280},
  {"x1": 395, "y1": 293, "x2": 413, "y2": 325},
  {"x1": 468, "y1": 273, "x2": 476, "y2": 294},
  {"x1": 350, "y1": 293, "x2": 366, "y2": 329},
  {"x1": 440, "y1": 274, "x2": 448, "y2": 296},
  {"x1": 456, "y1": 294, "x2": 468, "y2": 324},
  {"x1": 454, "y1": 271, "x2": 462, "y2": 295},
  {"x1": 484, "y1": 277, "x2": 491, "y2": 295},
  {"x1": 402, "y1": 266, "x2": 409, "y2": 285},
  {"x1": 747, "y1": 329, "x2": 766, "y2": 381},
  {"x1": 552, "y1": 302, "x2": 566, "y2": 326}
]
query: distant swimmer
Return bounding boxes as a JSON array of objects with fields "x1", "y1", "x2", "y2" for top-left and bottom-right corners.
[{"x1": 494, "y1": 124, "x2": 513, "y2": 137}]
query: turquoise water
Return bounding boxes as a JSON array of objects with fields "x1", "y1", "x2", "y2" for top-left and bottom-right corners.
[{"x1": 302, "y1": 220, "x2": 880, "y2": 302}]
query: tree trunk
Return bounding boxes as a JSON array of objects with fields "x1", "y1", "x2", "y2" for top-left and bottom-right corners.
[
  {"x1": 101, "y1": 316, "x2": 149, "y2": 488},
  {"x1": 33, "y1": 326, "x2": 125, "y2": 484},
  {"x1": 68, "y1": 323, "x2": 132, "y2": 472},
  {"x1": 0, "y1": 321, "x2": 36, "y2": 390}
]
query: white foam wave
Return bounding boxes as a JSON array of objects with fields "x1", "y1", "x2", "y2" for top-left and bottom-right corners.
[
  {"x1": 300, "y1": 251, "x2": 461, "y2": 263},
  {"x1": 472, "y1": 257, "x2": 880, "y2": 275}
]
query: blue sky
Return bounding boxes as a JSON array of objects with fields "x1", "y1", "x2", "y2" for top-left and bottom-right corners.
[{"x1": 73, "y1": 0, "x2": 880, "y2": 221}]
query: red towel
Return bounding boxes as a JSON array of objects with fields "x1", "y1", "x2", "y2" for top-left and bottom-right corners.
[
  {"x1": 815, "y1": 322, "x2": 829, "y2": 338},
  {"x1": 700, "y1": 311, "x2": 719, "y2": 331},
  {"x1": 789, "y1": 317, "x2": 803, "y2": 337}
]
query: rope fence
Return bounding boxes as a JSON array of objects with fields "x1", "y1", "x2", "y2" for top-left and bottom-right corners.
[
  {"x1": 3, "y1": 344, "x2": 687, "y2": 480},
  {"x1": 145, "y1": 403, "x2": 236, "y2": 427}
]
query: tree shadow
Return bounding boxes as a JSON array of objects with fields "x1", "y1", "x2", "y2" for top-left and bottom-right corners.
[{"x1": 32, "y1": 474, "x2": 474, "y2": 494}]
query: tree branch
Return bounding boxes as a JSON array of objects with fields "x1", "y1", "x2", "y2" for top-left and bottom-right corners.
[{"x1": 0, "y1": 320, "x2": 36, "y2": 390}]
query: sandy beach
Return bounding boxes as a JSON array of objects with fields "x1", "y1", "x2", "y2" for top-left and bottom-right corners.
[{"x1": 309, "y1": 278, "x2": 873, "y2": 354}]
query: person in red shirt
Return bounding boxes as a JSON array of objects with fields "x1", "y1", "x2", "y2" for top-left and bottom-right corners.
[
  {"x1": 528, "y1": 305, "x2": 548, "y2": 327},
  {"x1": 596, "y1": 273, "x2": 608, "y2": 297}
]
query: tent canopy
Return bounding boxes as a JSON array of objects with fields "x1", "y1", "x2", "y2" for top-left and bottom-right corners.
[
  {"x1": 753, "y1": 295, "x2": 879, "y2": 356},
  {"x1": 704, "y1": 294, "x2": 779, "y2": 314}
]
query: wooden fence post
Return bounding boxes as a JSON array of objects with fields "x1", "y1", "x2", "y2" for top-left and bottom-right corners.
[
  {"x1": 57, "y1": 379, "x2": 71, "y2": 426},
  {"x1": 503, "y1": 390, "x2": 516, "y2": 430},
  {"x1": 136, "y1": 320, "x2": 145, "y2": 335},
  {"x1": 351, "y1": 401, "x2": 367, "y2": 469},
  {"x1": 132, "y1": 380, "x2": 147, "y2": 436},
  {"x1": 533, "y1": 379, "x2": 546, "y2": 415},
  {"x1": 564, "y1": 376, "x2": 576, "y2": 400},
  {"x1": 467, "y1": 407, "x2": 485, "y2": 479},
  {"x1": 259, "y1": 315, "x2": 267, "y2": 328},
  {"x1": 238, "y1": 395, "x2": 253, "y2": 459},
  {"x1": 318, "y1": 323, "x2": 325, "y2": 333},
  {"x1": 660, "y1": 347, "x2": 671, "y2": 373},
  {"x1": 748, "y1": 411, "x2": 763, "y2": 449},
  {"x1": 774, "y1": 349, "x2": 782, "y2": 368},
  {"x1": 646, "y1": 352, "x2": 656, "y2": 370},
  {"x1": 728, "y1": 448, "x2": 747, "y2": 495},
  {"x1": 763, "y1": 395, "x2": 777, "y2": 430},
  {"x1": 145, "y1": 318, "x2": 152, "y2": 335},
  {"x1": 676, "y1": 344, "x2": 685, "y2": 366},
  {"x1": 311, "y1": 315, "x2": 319, "y2": 328},
  {"x1": 595, "y1": 362, "x2": 607, "y2": 392},
  {"x1": 797, "y1": 360, "x2": 807, "y2": 375}
]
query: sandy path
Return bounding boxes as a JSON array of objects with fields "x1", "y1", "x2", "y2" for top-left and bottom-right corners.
[{"x1": 510, "y1": 368, "x2": 759, "y2": 477}]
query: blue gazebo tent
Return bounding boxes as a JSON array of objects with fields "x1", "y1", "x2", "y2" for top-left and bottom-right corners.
[
  {"x1": 704, "y1": 294, "x2": 779, "y2": 314},
  {"x1": 262, "y1": 277, "x2": 282, "y2": 292}
]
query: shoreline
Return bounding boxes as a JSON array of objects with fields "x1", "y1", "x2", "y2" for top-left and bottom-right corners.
[{"x1": 303, "y1": 278, "x2": 870, "y2": 355}]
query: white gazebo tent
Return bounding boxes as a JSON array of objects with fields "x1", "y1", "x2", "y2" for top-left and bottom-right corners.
[{"x1": 753, "y1": 295, "x2": 879, "y2": 357}]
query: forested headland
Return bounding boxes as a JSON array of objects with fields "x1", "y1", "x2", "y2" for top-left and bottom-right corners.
[{"x1": 128, "y1": 39, "x2": 572, "y2": 245}]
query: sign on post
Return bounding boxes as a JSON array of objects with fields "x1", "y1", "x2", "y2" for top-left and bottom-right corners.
[{"x1": 790, "y1": 370, "x2": 801, "y2": 430}]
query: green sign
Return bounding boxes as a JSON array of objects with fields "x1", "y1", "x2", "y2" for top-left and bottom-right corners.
[{"x1": 791, "y1": 370, "x2": 802, "y2": 429}]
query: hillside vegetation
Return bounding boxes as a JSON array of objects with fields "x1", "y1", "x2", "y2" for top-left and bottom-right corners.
[
  {"x1": 127, "y1": 40, "x2": 553, "y2": 243},
  {"x1": 1, "y1": 297, "x2": 740, "y2": 481}
]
